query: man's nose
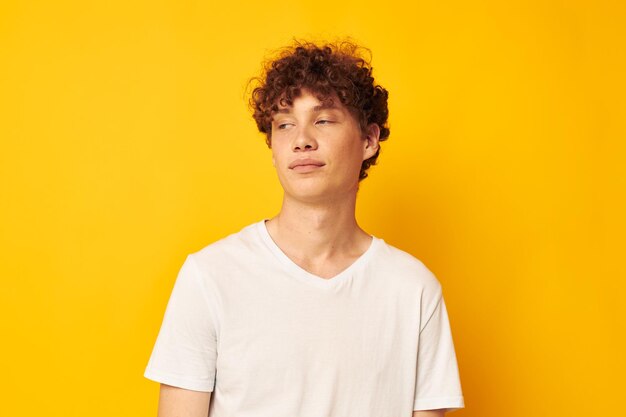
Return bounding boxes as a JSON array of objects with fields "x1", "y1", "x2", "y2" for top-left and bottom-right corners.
[{"x1": 292, "y1": 125, "x2": 318, "y2": 151}]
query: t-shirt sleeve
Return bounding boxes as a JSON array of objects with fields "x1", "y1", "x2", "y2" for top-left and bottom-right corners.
[
  {"x1": 413, "y1": 292, "x2": 465, "y2": 412},
  {"x1": 144, "y1": 254, "x2": 218, "y2": 392}
]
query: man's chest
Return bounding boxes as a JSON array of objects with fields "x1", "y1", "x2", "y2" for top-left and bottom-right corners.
[{"x1": 213, "y1": 287, "x2": 421, "y2": 392}]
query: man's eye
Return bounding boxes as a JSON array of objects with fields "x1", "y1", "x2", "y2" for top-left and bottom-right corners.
[
  {"x1": 277, "y1": 123, "x2": 291, "y2": 130},
  {"x1": 316, "y1": 120, "x2": 333, "y2": 125}
]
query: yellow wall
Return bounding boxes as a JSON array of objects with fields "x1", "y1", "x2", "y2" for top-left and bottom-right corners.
[{"x1": 1, "y1": 1, "x2": 624, "y2": 416}]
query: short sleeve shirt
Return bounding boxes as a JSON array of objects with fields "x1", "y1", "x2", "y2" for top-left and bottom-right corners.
[{"x1": 145, "y1": 221, "x2": 465, "y2": 416}]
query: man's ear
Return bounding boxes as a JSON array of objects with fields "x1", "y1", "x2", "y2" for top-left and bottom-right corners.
[{"x1": 363, "y1": 123, "x2": 381, "y2": 160}]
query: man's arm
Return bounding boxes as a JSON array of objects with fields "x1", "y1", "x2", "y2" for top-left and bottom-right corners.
[
  {"x1": 157, "y1": 384, "x2": 211, "y2": 417},
  {"x1": 413, "y1": 410, "x2": 446, "y2": 417}
]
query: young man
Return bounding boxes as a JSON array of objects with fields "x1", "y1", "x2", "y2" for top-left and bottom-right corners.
[{"x1": 144, "y1": 41, "x2": 465, "y2": 417}]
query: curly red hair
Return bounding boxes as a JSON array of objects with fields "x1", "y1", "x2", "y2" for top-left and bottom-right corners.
[{"x1": 249, "y1": 40, "x2": 390, "y2": 180}]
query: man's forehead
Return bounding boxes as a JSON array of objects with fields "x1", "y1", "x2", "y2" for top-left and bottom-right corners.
[{"x1": 271, "y1": 88, "x2": 342, "y2": 113}]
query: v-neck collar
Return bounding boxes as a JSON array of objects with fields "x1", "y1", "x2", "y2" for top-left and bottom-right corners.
[{"x1": 255, "y1": 219, "x2": 381, "y2": 289}]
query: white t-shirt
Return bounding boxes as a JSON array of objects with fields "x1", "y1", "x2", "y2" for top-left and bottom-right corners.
[{"x1": 145, "y1": 221, "x2": 465, "y2": 416}]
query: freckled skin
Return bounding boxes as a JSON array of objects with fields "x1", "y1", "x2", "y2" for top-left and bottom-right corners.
[{"x1": 269, "y1": 89, "x2": 379, "y2": 206}]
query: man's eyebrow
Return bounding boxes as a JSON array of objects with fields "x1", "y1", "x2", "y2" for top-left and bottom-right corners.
[
  {"x1": 273, "y1": 103, "x2": 339, "y2": 115},
  {"x1": 313, "y1": 103, "x2": 339, "y2": 112}
]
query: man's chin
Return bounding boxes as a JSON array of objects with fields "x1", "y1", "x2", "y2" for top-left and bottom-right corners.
[{"x1": 282, "y1": 184, "x2": 358, "y2": 205}]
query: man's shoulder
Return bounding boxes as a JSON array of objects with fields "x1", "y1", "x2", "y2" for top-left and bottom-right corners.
[
  {"x1": 191, "y1": 221, "x2": 263, "y2": 263},
  {"x1": 375, "y1": 239, "x2": 430, "y2": 272},
  {"x1": 374, "y1": 239, "x2": 443, "y2": 294}
]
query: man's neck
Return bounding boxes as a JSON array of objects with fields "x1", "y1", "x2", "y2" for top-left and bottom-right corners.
[{"x1": 264, "y1": 193, "x2": 372, "y2": 278}]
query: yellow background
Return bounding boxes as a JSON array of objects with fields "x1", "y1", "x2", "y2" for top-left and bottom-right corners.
[{"x1": 1, "y1": 1, "x2": 624, "y2": 416}]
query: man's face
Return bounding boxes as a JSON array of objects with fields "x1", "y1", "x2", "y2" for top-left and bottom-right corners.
[{"x1": 269, "y1": 89, "x2": 380, "y2": 204}]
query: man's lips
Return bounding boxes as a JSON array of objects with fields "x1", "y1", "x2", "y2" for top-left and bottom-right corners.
[{"x1": 288, "y1": 159, "x2": 326, "y2": 169}]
